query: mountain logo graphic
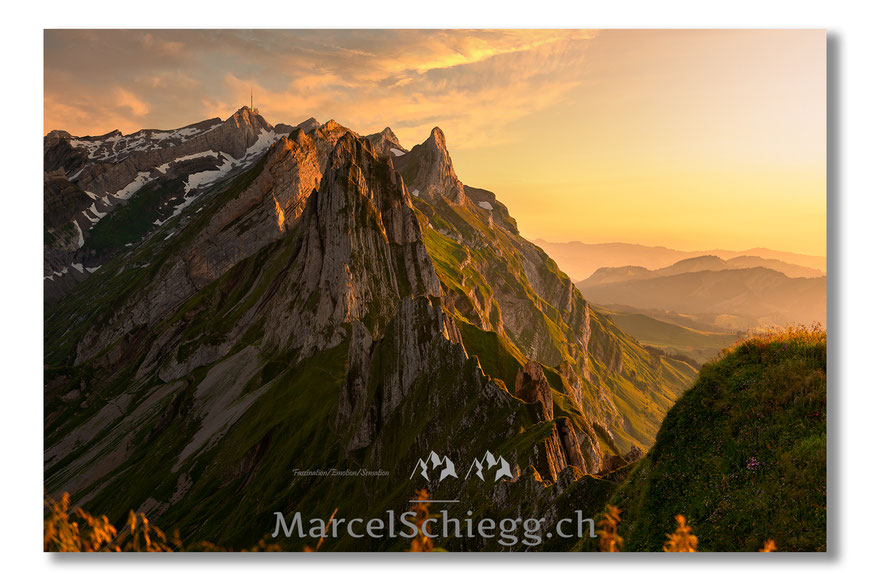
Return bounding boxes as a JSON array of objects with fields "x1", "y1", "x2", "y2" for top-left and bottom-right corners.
[
  {"x1": 409, "y1": 451, "x2": 458, "y2": 482},
  {"x1": 465, "y1": 451, "x2": 513, "y2": 482}
]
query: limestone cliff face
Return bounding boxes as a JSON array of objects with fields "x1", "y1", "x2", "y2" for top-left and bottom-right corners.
[
  {"x1": 337, "y1": 295, "x2": 472, "y2": 452},
  {"x1": 185, "y1": 132, "x2": 321, "y2": 285},
  {"x1": 514, "y1": 361, "x2": 555, "y2": 421},
  {"x1": 513, "y1": 360, "x2": 603, "y2": 479},
  {"x1": 255, "y1": 132, "x2": 441, "y2": 357},
  {"x1": 72, "y1": 147, "x2": 286, "y2": 362},
  {"x1": 69, "y1": 125, "x2": 391, "y2": 363}
]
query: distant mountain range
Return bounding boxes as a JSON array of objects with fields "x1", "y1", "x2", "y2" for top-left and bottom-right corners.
[
  {"x1": 533, "y1": 239, "x2": 826, "y2": 282},
  {"x1": 579, "y1": 257, "x2": 826, "y2": 330},
  {"x1": 582, "y1": 255, "x2": 824, "y2": 286}
]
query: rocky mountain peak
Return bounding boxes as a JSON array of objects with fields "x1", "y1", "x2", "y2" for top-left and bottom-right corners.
[
  {"x1": 328, "y1": 130, "x2": 377, "y2": 167},
  {"x1": 425, "y1": 126, "x2": 448, "y2": 151},
  {"x1": 320, "y1": 119, "x2": 344, "y2": 132},
  {"x1": 44, "y1": 129, "x2": 73, "y2": 143},
  {"x1": 319, "y1": 131, "x2": 420, "y2": 240},
  {"x1": 393, "y1": 126, "x2": 464, "y2": 204},
  {"x1": 296, "y1": 117, "x2": 320, "y2": 133},
  {"x1": 226, "y1": 106, "x2": 271, "y2": 132},
  {"x1": 256, "y1": 130, "x2": 440, "y2": 356},
  {"x1": 380, "y1": 126, "x2": 399, "y2": 143},
  {"x1": 363, "y1": 127, "x2": 405, "y2": 158}
]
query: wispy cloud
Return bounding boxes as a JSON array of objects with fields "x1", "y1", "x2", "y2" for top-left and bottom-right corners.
[
  {"x1": 44, "y1": 29, "x2": 597, "y2": 146},
  {"x1": 113, "y1": 88, "x2": 151, "y2": 117}
]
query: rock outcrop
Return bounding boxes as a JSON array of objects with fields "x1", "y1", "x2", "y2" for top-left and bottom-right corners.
[
  {"x1": 364, "y1": 126, "x2": 406, "y2": 158},
  {"x1": 394, "y1": 127, "x2": 466, "y2": 204},
  {"x1": 514, "y1": 360, "x2": 555, "y2": 421},
  {"x1": 185, "y1": 131, "x2": 321, "y2": 285},
  {"x1": 255, "y1": 132, "x2": 441, "y2": 356}
]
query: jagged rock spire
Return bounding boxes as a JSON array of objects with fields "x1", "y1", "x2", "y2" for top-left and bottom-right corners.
[
  {"x1": 258, "y1": 131, "x2": 440, "y2": 357},
  {"x1": 393, "y1": 126, "x2": 465, "y2": 204}
]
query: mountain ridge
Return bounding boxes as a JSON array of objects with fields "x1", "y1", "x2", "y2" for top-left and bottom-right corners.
[
  {"x1": 534, "y1": 239, "x2": 826, "y2": 281},
  {"x1": 45, "y1": 109, "x2": 696, "y2": 550},
  {"x1": 579, "y1": 266, "x2": 826, "y2": 331},
  {"x1": 582, "y1": 254, "x2": 825, "y2": 287}
]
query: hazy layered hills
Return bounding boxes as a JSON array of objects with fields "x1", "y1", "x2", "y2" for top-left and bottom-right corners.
[
  {"x1": 594, "y1": 306, "x2": 740, "y2": 365},
  {"x1": 534, "y1": 239, "x2": 826, "y2": 282},
  {"x1": 582, "y1": 255, "x2": 824, "y2": 286},
  {"x1": 579, "y1": 261, "x2": 825, "y2": 331},
  {"x1": 44, "y1": 108, "x2": 695, "y2": 550}
]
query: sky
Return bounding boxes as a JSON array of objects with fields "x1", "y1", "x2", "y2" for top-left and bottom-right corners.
[{"x1": 44, "y1": 29, "x2": 826, "y2": 256}]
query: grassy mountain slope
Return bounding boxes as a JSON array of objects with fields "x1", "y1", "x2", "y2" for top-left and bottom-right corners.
[
  {"x1": 409, "y1": 190, "x2": 694, "y2": 453},
  {"x1": 596, "y1": 306, "x2": 739, "y2": 363},
  {"x1": 598, "y1": 327, "x2": 826, "y2": 551}
]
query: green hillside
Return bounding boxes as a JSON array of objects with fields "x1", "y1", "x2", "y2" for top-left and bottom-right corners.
[
  {"x1": 596, "y1": 306, "x2": 739, "y2": 363},
  {"x1": 592, "y1": 327, "x2": 826, "y2": 551}
]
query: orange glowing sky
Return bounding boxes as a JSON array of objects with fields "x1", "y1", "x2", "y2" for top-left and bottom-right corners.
[{"x1": 44, "y1": 29, "x2": 826, "y2": 256}]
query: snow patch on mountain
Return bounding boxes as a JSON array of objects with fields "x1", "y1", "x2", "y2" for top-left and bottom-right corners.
[
  {"x1": 183, "y1": 130, "x2": 277, "y2": 195},
  {"x1": 176, "y1": 150, "x2": 220, "y2": 163},
  {"x1": 390, "y1": 148, "x2": 406, "y2": 157},
  {"x1": 114, "y1": 171, "x2": 155, "y2": 200},
  {"x1": 157, "y1": 150, "x2": 220, "y2": 174},
  {"x1": 68, "y1": 139, "x2": 101, "y2": 159},
  {"x1": 246, "y1": 129, "x2": 278, "y2": 158},
  {"x1": 184, "y1": 154, "x2": 237, "y2": 194},
  {"x1": 66, "y1": 121, "x2": 223, "y2": 167},
  {"x1": 44, "y1": 266, "x2": 69, "y2": 281},
  {"x1": 478, "y1": 201, "x2": 493, "y2": 211},
  {"x1": 89, "y1": 203, "x2": 106, "y2": 219},
  {"x1": 74, "y1": 221, "x2": 85, "y2": 248}
]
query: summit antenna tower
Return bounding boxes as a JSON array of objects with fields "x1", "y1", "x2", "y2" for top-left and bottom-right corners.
[{"x1": 249, "y1": 88, "x2": 259, "y2": 115}]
